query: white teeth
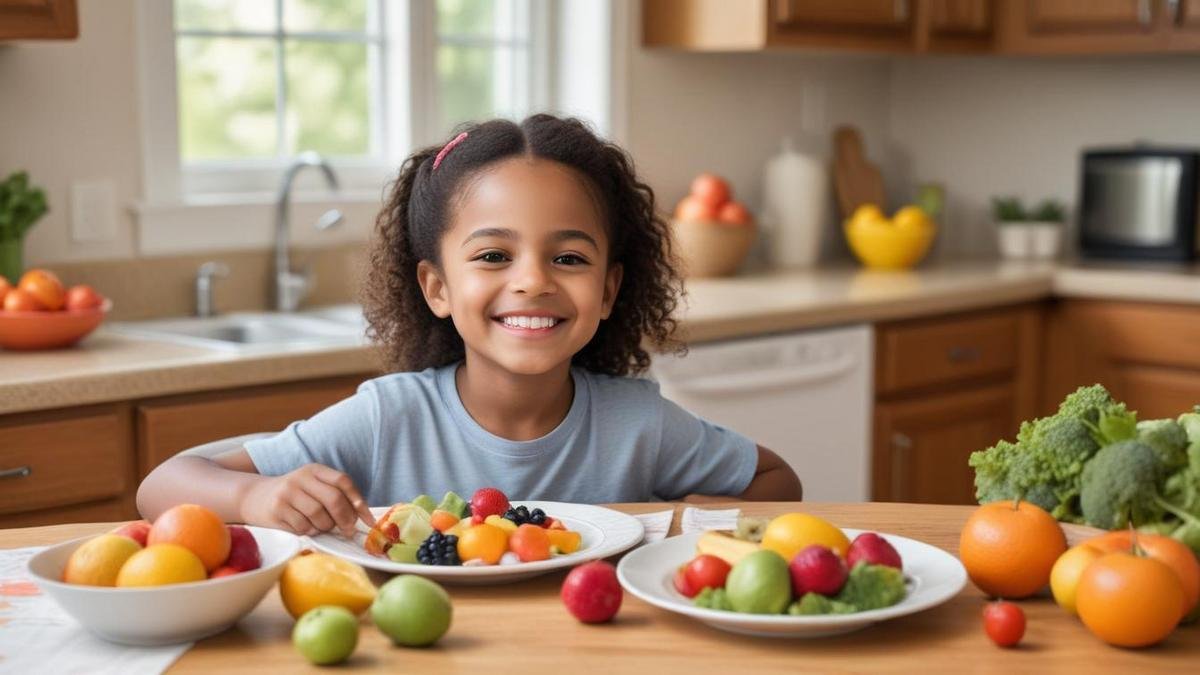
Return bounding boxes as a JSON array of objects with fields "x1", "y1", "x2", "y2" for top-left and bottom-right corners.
[{"x1": 501, "y1": 316, "x2": 559, "y2": 329}]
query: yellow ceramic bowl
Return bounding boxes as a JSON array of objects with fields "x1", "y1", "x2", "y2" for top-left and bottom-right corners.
[{"x1": 844, "y1": 222, "x2": 936, "y2": 270}]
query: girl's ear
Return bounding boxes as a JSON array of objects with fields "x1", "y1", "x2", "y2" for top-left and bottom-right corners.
[
  {"x1": 600, "y1": 262, "x2": 623, "y2": 319},
  {"x1": 416, "y1": 260, "x2": 452, "y2": 318}
]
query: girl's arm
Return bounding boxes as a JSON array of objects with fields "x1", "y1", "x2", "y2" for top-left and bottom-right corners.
[
  {"x1": 136, "y1": 448, "x2": 375, "y2": 537},
  {"x1": 737, "y1": 445, "x2": 803, "y2": 501}
]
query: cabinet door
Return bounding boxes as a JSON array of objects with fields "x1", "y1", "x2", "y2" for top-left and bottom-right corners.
[
  {"x1": 769, "y1": 0, "x2": 915, "y2": 50},
  {"x1": 1167, "y1": 0, "x2": 1200, "y2": 49},
  {"x1": 136, "y1": 375, "x2": 367, "y2": 477},
  {"x1": 1027, "y1": 0, "x2": 1154, "y2": 32},
  {"x1": 921, "y1": 0, "x2": 994, "y2": 51},
  {"x1": 0, "y1": 0, "x2": 78, "y2": 39},
  {"x1": 997, "y1": 0, "x2": 1168, "y2": 53},
  {"x1": 874, "y1": 383, "x2": 1015, "y2": 504}
]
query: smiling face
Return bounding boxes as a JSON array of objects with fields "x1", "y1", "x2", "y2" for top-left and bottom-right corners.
[{"x1": 416, "y1": 157, "x2": 623, "y2": 377}]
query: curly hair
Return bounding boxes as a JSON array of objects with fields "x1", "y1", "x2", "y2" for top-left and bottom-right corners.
[{"x1": 362, "y1": 114, "x2": 684, "y2": 376}]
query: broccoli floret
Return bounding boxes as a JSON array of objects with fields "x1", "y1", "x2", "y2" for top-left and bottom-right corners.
[
  {"x1": 788, "y1": 593, "x2": 857, "y2": 615},
  {"x1": 1136, "y1": 419, "x2": 1189, "y2": 472},
  {"x1": 1080, "y1": 440, "x2": 1167, "y2": 529},
  {"x1": 1178, "y1": 408, "x2": 1200, "y2": 445},
  {"x1": 693, "y1": 587, "x2": 733, "y2": 611},
  {"x1": 834, "y1": 563, "x2": 906, "y2": 611}
]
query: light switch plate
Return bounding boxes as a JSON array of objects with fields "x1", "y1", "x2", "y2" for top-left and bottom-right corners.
[{"x1": 70, "y1": 180, "x2": 118, "y2": 242}]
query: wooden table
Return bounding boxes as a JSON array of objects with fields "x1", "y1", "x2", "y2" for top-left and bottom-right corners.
[{"x1": 3, "y1": 502, "x2": 1196, "y2": 673}]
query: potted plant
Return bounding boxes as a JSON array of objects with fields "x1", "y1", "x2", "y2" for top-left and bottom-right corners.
[
  {"x1": 0, "y1": 171, "x2": 48, "y2": 282},
  {"x1": 992, "y1": 196, "x2": 1065, "y2": 260}
]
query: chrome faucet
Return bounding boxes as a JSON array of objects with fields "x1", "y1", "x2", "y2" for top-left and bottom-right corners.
[{"x1": 274, "y1": 152, "x2": 344, "y2": 312}]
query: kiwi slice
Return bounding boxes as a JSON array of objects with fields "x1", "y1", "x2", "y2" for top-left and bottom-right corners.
[{"x1": 734, "y1": 516, "x2": 768, "y2": 542}]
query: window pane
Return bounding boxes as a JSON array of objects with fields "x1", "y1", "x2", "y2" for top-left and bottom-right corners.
[
  {"x1": 285, "y1": 40, "x2": 371, "y2": 156},
  {"x1": 437, "y1": 44, "x2": 494, "y2": 136},
  {"x1": 437, "y1": 0, "x2": 494, "y2": 37},
  {"x1": 283, "y1": 0, "x2": 369, "y2": 33},
  {"x1": 175, "y1": 0, "x2": 275, "y2": 32},
  {"x1": 177, "y1": 37, "x2": 278, "y2": 160}
]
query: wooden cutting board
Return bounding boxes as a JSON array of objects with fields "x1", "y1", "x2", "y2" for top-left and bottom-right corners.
[{"x1": 832, "y1": 125, "x2": 886, "y2": 219}]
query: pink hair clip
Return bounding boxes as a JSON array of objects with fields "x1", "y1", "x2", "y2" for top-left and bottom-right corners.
[{"x1": 433, "y1": 132, "x2": 469, "y2": 170}]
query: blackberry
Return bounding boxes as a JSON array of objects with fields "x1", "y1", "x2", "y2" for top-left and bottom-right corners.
[
  {"x1": 416, "y1": 532, "x2": 461, "y2": 566},
  {"x1": 503, "y1": 505, "x2": 548, "y2": 526}
]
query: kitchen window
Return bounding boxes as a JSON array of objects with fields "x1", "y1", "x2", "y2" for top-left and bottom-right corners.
[{"x1": 135, "y1": 0, "x2": 624, "y2": 254}]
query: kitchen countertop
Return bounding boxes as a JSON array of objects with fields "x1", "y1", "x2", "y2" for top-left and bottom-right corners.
[
  {"x1": 3, "y1": 502, "x2": 1195, "y2": 672},
  {"x1": 4, "y1": 259, "x2": 1200, "y2": 416}
]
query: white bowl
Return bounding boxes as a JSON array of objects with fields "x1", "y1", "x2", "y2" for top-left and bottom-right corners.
[{"x1": 25, "y1": 526, "x2": 301, "y2": 646}]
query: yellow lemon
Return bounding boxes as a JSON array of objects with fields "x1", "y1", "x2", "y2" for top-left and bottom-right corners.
[
  {"x1": 115, "y1": 543, "x2": 207, "y2": 587},
  {"x1": 893, "y1": 205, "x2": 934, "y2": 233},
  {"x1": 847, "y1": 203, "x2": 886, "y2": 230},
  {"x1": 1051, "y1": 544, "x2": 1104, "y2": 615},
  {"x1": 280, "y1": 552, "x2": 376, "y2": 619},
  {"x1": 62, "y1": 534, "x2": 142, "y2": 586},
  {"x1": 760, "y1": 513, "x2": 850, "y2": 562}
]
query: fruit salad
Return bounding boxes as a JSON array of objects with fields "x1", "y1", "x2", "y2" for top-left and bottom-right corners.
[
  {"x1": 677, "y1": 513, "x2": 908, "y2": 616},
  {"x1": 362, "y1": 487, "x2": 582, "y2": 566}
]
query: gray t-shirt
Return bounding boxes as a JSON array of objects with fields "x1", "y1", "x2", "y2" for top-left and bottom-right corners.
[{"x1": 245, "y1": 363, "x2": 758, "y2": 505}]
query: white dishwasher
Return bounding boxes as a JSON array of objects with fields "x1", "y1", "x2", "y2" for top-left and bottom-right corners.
[{"x1": 652, "y1": 324, "x2": 873, "y2": 502}]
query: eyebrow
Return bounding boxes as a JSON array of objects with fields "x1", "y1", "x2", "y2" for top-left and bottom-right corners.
[{"x1": 461, "y1": 227, "x2": 600, "y2": 249}]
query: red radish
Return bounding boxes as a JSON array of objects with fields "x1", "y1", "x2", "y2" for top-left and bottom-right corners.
[
  {"x1": 789, "y1": 545, "x2": 849, "y2": 596},
  {"x1": 846, "y1": 532, "x2": 903, "y2": 571}
]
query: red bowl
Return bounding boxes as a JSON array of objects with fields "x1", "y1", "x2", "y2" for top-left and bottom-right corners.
[{"x1": 0, "y1": 299, "x2": 111, "y2": 350}]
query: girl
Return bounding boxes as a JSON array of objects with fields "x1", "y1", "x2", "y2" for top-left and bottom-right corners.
[{"x1": 138, "y1": 114, "x2": 803, "y2": 537}]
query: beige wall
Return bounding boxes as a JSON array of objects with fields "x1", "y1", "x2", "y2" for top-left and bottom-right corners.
[
  {"x1": 888, "y1": 55, "x2": 1200, "y2": 256},
  {"x1": 0, "y1": 0, "x2": 141, "y2": 265}
]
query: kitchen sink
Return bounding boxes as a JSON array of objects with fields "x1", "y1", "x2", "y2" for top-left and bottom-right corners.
[{"x1": 109, "y1": 308, "x2": 367, "y2": 352}]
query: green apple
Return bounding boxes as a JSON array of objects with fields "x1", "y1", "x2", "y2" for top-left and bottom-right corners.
[
  {"x1": 725, "y1": 550, "x2": 791, "y2": 614},
  {"x1": 370, "y1": 575, "x2": 452, "y2": 647},
  {"x1": 292, "y1": 605, "x2": 359, "y2": 665},
  {"x1": 387, "y1": 542, "x2": 420, "y2": 564},
  {"x1": 411, "y1": 494, "x2": 438, "y2": 515}
]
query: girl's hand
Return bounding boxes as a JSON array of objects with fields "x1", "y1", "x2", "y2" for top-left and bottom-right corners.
[{"x1": 240, "y1": 463, "x2": 375, "y2": 537}]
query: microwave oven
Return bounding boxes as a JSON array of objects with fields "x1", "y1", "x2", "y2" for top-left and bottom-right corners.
[{"x1": 1079, "y1": 147, "x2": 1199, "y2": 261}]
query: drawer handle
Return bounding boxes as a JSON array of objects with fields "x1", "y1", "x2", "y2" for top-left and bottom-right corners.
[
  {"x1": 947, "y1": 346, "x2": 981, "y2": 363},
  {"x1": 0, "y1": 466, "x2": 32, "y2": 480}
]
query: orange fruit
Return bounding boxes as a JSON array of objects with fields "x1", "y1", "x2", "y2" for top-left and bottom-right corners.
[
  {"x1": 430, "y1": 509, "x2": 460, "y2": 533},
  {"x1": 1050, "y1": 543, "x2": 1104, "y2": 615},
  {"x1": 508, "y1": 524, "x2": 551, "y2": 562},
  {"x1": 546, "y1": 529, "x2": 582, "y2": 554},
  {"x1": 62, "y1": 534, "x2": 142, "y2": 586},
  {"x1": 116, "y1": 543, "x2": 207, "y2": 587},
  {"x1": 148, "y1": 504, "x2": 231, "y2": 572},
  {"x1": 17, "y1": 269, "x2": 65, "y2": 311},
  {"x1": 0, "y1": 275, "x2": 11, "y2": 304},
  {"x1": 1085, "y1": 530, "x2": 1200, "y2": 620},
  {"x1": 1077, "y1": 551, "x2": 1184, "y2": 648},
  {"x1": 279, "y1": 551, "x2": 376, "y2": 619},
  {"x1": 2, "y1": 287, "x2": 43, "y2": 312},
  {"x1": 958, "y1": 500, "x2": 1066, "y2": 598},
  {"x1": 64, "y1": 284, "x2": 104, "y2": 311},
  {"x1": 760, "y1": 513, "x2": 850, "y2": 561},
  {"x1": 457, "y1": 524, "x2": 508, "y2": 564}
]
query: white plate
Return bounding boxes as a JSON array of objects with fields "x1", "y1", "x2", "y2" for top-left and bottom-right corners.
[
  {"x1": 308, "y1": 501, "x2": 645, "y2": 585},
  {"x1": 617, "y1": 529, "x2": 966, "y2": 638}
]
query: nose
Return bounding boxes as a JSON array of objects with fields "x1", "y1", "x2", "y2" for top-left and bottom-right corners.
[{"x1": 510, "y1": 257, "x2": 556, "y2": 296}]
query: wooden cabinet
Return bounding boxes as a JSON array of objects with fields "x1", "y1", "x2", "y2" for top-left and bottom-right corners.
[
  {"x1": 0, "y1": 404, "x2": 135, "y2": 528},
  {"x1": 920, "y1": 0, "x2": 995, "y2": 51},
  {"x1": 136, "y1": 375, "x2": 365, "y2": 478},
  {"x1": 872, "y1": 304, "x2": 1043, "y2": 504},
  {"x1": 1045, "y1": 299, "x2": 1200, "y2": 420},
  {"x1": 0, "y1": 0, "x2": 78, "y2": 40},
  {"x1": 996, "y1": 0, "x2": 1200, "y2": 53},
  {"x1": 770, "y1": 0, "x2": 915, "y2": 51}
]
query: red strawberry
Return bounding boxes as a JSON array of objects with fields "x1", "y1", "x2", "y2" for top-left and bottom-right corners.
[{"x1": 470, "y1": 487, "x2": 510, "y2": 520}]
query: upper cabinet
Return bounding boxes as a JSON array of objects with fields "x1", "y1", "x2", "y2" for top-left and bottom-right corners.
[
  {"x1": 644, "y1": 0, "x2": 1200, "y2": 54},
  {"x1": 0, "y1": 0, "x2": 78, "y2": 40}
]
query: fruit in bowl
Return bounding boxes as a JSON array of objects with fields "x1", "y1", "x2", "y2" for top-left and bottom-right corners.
[
  {"x1": 672, "y1": 173, "x2": 757, "y2": 278},
  {"x1": 25, "y1": 505, "x2": 301, "y2": 645},
  {"x1": 0, "y1": 269, "x2": 111, "y2": 349},
  {"x1": 844, "y1": 204, "x2": 936, "y2": 271}
]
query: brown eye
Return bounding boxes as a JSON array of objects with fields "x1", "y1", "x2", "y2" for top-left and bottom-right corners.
[
  {"x1": 555, "y1": 254, "x2": 587, "y2": 266},
  {"x1": 476, "y1": 251, "x2": 508, "y2": 263}
]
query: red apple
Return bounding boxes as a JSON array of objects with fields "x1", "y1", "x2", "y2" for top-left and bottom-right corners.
[
  {"x1": 675, "y1": 195, "x2": 719, "y2": 222},
  {"x1": 224, "y1": 525, "x2": 262, "y2": 572},
  {"x1": 562, "y1": 561, "x2": 623, "y2": 623},
  {"x1": 789, "y1": 545, "x2": 848, "y2": 596},
  {"x1": 846, "y1": 532, "x2": 903, "y2": 571},
  {"x1": 111, "y1": 520, "x2": 151, "y2": 547},
  {"x1": 717, "y1": 200, "x2": 753, "y2": 226}
]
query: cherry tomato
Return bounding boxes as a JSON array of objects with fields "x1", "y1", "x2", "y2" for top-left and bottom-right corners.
[
  {"x1": 673, "y1": 565, "x2": 700, "y2": 598},
  {"x1": 982, "y1": 601, "x2": 1025, "y2": 648},
  {"x1": 684, "y1": 554, "x2": 731, "y2": 592}
]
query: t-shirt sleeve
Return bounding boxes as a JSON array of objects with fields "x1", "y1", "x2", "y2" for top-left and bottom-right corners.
[
  {"x1": 652, "y1": 396, "x2": 759, "y2": 500},
  {"x1": 243, "y1": 383, "x2": 379, "y2": 491}
]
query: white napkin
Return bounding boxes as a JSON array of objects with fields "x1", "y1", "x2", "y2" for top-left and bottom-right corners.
[
  {"x1": 680, "y1": 507, "x2": 741, "y2": 534},
  {"x1": 0, "y1": 546, "x2": 191, "y2": 675},
  {"x1": 633, "y1": 510, "x2": 674, "y2": 544}
]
